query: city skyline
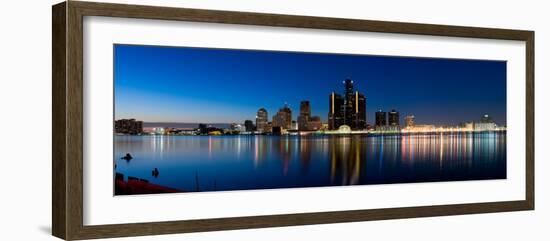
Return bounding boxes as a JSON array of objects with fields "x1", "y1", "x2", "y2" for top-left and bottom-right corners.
[{"x1": 114, "y1": 44, "x2": 507, "y2": 125}]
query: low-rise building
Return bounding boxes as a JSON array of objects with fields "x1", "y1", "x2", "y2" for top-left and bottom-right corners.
[{"x1": 114, "y1": 119, "x2": 143, "y2": 134}]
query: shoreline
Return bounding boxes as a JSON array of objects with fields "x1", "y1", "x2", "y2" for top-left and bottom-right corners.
[{"x1": 116, "y1": 129, "x2": 507, "y2": 137}]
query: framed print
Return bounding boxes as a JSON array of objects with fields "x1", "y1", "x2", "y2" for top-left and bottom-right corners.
[{"x1": 52, "y1": 1, "x2": 534, "y2": 240}]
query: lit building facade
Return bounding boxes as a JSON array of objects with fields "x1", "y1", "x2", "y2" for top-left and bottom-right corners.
[
  {"x1": 375, "y1": 110, "x2": 386, "y2": 127},
  {"x1": 475, "y1": 114, "x2": 497, "y2": 131},
  {"x1": 462, "y1": 122, "x2": 474, "y2": 131},
  {"x1": 343, "y1": 79, "x2": 355, "y2": 127},
  {"x1": 474, "y1": 122, "x2": 497, "y2": 131},
  {"x1": 230, "y1": 123, "x2": 245, "y2": 132},
  {"x1": 114, "y1": 118, "x2": 143, "y2": 135},
  {"x1": 298, "y1": 100, "x2": 311, "y2": 131},
  {"x1": 298, "y1": 100, "x2": 323, "y2": 131},
  {"x1": 405, "y1": 115, "x2": 415, "y2": 128},
  {"x1": 328, "y1": 92, "x2": 344, "y2": 130},
  {"x1": 256, "y1": 108, "x2": 268, "y2": 133},
  {"x1": 407, "y1": 124, "x2": 436, "y2": 132},
  {"x1": 291, "y1": 121, "x2": 298, "y2": 131},
  {"x1": 328, "y1": 79, "x2": 367, "y2": 130},
  {"x1": 308, "y1": 116, "x2": 323, "y2": 131},
  {"x1": 388, "y1": 109, "x2": 400, "y2": 126},
  {"x1": 351, "y1": 91, "x2": 367, "y2": 130},
  {"x1": 272, "y1": 104, "x2": 292, "y2": 130}
]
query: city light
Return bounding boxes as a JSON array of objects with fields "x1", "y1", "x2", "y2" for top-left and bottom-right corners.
[{"x1": 115, "y1": 80, "x2": 505, "y2": 137}]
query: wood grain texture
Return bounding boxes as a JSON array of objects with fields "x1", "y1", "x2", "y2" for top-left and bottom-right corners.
[
  {"x1": 525, "y1": 32, "x2": 535, "y2": 209},
  {"x1": 51, "y1": 1, "x2": 535, "y2": 240},
  {"x1": 72, "y1": 1, "x2": 533, "y2": 40},
  {"x1": 66, "y1": 2, "x2": 85, "y2": 240},
  {"x1": 74, "y1": 201, "x2": 530, "y2": 240},
  {"x1": 52, "y1": 2, "x2": 67, "y2": 240}
]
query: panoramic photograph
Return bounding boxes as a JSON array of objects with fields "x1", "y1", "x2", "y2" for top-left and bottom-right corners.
[{"x1": 113, "y1": 44, "x2": 507, "y2": 195}]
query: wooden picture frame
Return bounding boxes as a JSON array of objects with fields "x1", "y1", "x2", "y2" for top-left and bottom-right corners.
[{"x1": 52, "y1": 1, "x2": 534, "y2": 240}]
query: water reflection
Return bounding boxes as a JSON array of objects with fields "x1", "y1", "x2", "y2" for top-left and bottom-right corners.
[{"x1": 114, "y1": 132, "x2": 506, "y2": 194}]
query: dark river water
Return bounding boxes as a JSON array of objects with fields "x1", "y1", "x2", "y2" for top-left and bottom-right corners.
[{"x1": 114, "y1": 132, "x2": 506, "y2": 194}]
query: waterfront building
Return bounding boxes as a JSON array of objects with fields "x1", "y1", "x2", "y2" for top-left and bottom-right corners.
[
  {"x1": 164, "y1": 127, "x2": 177, "y2": 135},
  {"x1": 300, "y1": 100, "x2": 311, "y2": 116},
  {"x1": 328, "y1": 92, "x2": 344, "y2": 130},
  {"x1": 474, "y1": 122, "x2": 497, "y2": 131},
  {"x1": 230, "y1": 123, "x2": 245, "y2": 133},
  {"x1": 354, "y1": 91, "x2": 367, "y2": 129},
  {"x1": 343, "y1": 79, "x2": 367, "y2": 130},
  {"x1": 308, "y1": 116, "x2": 323, "y2": 131},
  {"x1": 388, "y1": 109, "x2": 400, "y2": 126},
  {"x1": 297, "y1": 115, "x2": 308, "y2": 130},
  {"x1": 328, "y1": 78, "x2": 367, "y2": 130},
  {"x1": 343, "y1": 79, "x2": 355, "y2": 127},
  {"x1": 177, "y1": 128, "x2": 197, "y2": 135},
  {"x1": 298, "y1": 100, "x2": 311, "y2": 131},
  {"x1": 475, "y1": 114, "x2": 497, "y2": 131},
  {"x1": 375, "y1": 110, "x2": 386, "y2": 127},
  {"x1": 244, "y1": 120, "x2": 255, "y2": 132},
  {"x1": 374, "y1": 125, "x2": 401, "y2": 132},
  {"x1": 197, "y1": 124, "x2": 225, "y2": 135},
  {"x1": 406, "y1": 124, "x2": 436, "y2": 132},
  {"x1": 297, "y1": 100, "x2": 324, "y2": 131},
  {"x1": 405, "y1": 115, "x2": 415, "y2": 128},
  {"x1": 291, "y1": 120, "x2": 298, "y2": 131},
  {"x1": 265, "y1": 122, "x2": 273, "y2": 133},
  {"x1": 463, "y1": 122, "x2": 474, "y2": 131},
  {"x1": 272, "y1": 104, "x2": 292, "y2": 129},
  {"x1": 336, "y1": 125, "x2": 352, "y2": 134},
  {"x1": 324, "y1": 124, "x2": 352, "y2": 134},
  {"x1": 256, "y1": 108, "x2": 268, "y2": 133},
  {"x1": 198, "y1": 123, "x2": 208, "y2": 134},
  {"x1": 114, "y1": 118, "x2": 143, "y2": 134},
  {"x1": 152, "y1": 127, "x2": 165, "y2": 135},
  {"x1": 366, "y1": 123, "x2": 374, "y2": 131},
  {"x1": 480, "y1": 114, "x2": 493, "y2": 123},
  {"x1": 272, "y1": 126, "x2": 282, "y2": 135}
]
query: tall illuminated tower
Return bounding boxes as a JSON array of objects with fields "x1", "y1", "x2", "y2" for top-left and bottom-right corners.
[
  {"x1": 375, "y1": 110, "x2": 387, "y2": 127},
  {"x1": 255, "y1": 108, "x2": 268, "y2": 133},
  {"x1": 388, "y1": 109, "x2": 400, "y2": 126},
  {"x1": 328, "y1": 78, "x2": 367, "y2": 130},
  {"x1": 328, "y1": 92, "x2": 344, "y2": 130},
  {"x1": 298, "y1": 100, "x2": 311, "y2": 131},
  {"x1": 343, "y1": 78, "x2": 355, "y2": 127}
]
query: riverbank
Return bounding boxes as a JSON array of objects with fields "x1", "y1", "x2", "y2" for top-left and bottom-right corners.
[{"x1": 115, "y1": 172, "x2": 181, "y2": 195}]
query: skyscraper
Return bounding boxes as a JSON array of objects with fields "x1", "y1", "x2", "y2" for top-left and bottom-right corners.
[
  {"x1": 351, "y1": 91, "x2": 367, "y2": 129},
  {"x1": 343, "y1": 79, "x2": 355, "y2": 127},
  {"x1": 273, "y1": 103, "x2": 292, "y2": 130},
  {"x1": 375, "y1": 110, "x2": 387, "y2": 127},
  {"x1": 256, "y1": 108, "x2": 268, "y2": 133},
  {"x1": 300, "y1": 100, "x2": 311, "y2": 116},
  {"x1": 298, "y1": 100, "x2": 311, "y2": 131},
  {"x1": 388, "y1": 109, "x2": 400, "y2": 126},
  {"x1": 328, "y1": 92, "x2": 344, "y2": 130},
  {"x1": 328, "y1": 78, "x2": 367, "y2": 130},
  {"x1": 405, "y1": 115, "x2": 415, "y2": 128}
]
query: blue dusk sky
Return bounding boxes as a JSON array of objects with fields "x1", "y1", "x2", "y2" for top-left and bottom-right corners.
[{"x1": 114, "y1": 44, "x2": 506, "y2": 125}]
